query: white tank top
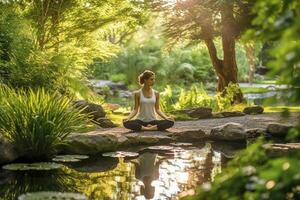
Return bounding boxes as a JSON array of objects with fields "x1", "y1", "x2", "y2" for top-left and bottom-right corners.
[{"x1": 136, "y1": 89, "x2": 157, "y2": 122}]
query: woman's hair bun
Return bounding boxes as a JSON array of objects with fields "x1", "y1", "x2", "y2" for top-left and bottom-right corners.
[{"x1": 138, "y1": 70, "x2": 155, "y2": 85}]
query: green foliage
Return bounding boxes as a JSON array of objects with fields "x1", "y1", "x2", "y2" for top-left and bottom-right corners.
[
  {"x1": 88, "y1": 15, "x2": 218, "y2": 87},
  {"x1": 286, "y1": 127, "x2": 300, "y2": 142},
  {"x1": 0, "y1": 85, "x2": 90, "y2": 160},
  {"x1": 183, "y1": 139, "x2": 300, "y2": 200},
  {"x1": 160, "y1": 83, "x2": 240, "y2": 112},
  {"x1": 216, "y1": 83, "x2": 241, "y2": 111},
  {"x1": 245, "y1": 0, "x2": 300, "y2": 138},
  {"x1": 0, "y1": 0, "x2": 148, "y2": 102},
  {"x1": 175, "y1": 84, "x2": 215, "y2": 110},
  {"x1": 158, "y1": 83, "x2": 242, "y2": 114},
  {"x1": 159, "y1": 85, "x2": 176, "y2": 112}
]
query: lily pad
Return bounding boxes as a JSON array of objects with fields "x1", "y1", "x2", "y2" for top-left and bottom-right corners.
[
  {"x1": 2, "y1": 162, "x2": 63, "y2": 171},
  {"x1": 102, "y1": 151, "x2": 139, "y2": 158},
  {"x1": 18, "y1": 191, "x2": 87, "y2": 200},
  {"x1": 52, "y1": 155, "x2": 89, "y2": 163}
]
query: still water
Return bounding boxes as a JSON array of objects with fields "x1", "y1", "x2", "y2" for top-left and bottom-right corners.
[{"x1": 0, "y1": 142, "x2": 244, "y2": 200}]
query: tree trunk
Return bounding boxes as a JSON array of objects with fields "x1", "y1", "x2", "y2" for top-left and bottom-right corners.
[
  {"x1": 220, "y1": 3, "x2": 243, "y2": 103},
  {"x1": 204, "y1": 37, "x2": 244, "y2": 103}
]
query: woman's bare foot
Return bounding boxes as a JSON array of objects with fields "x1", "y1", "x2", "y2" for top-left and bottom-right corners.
[{"x1": 141, "y1": 125, "x2": 158, "y2": 131}]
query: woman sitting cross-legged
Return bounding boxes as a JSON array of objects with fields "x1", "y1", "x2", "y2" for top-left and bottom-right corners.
[{"x1": 123, "y1": 70, "x2": 175, "y2": 132}]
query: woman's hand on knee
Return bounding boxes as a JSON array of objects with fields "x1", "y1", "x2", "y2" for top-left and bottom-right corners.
[{"x1": 166, "y1": 116, "x2": 175, "y2": 122}]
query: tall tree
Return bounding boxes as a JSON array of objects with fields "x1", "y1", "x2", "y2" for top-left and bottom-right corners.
[{"x1": 147, "y1": 0, "x2": 255, "y2": 103}]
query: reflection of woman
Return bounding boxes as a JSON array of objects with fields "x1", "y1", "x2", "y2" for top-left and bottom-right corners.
[
  {"x1": 132, "y1": 152, "x2": 160, "y2": 199},
  {"x1": 123, "y1": 70, "x2": 174, "y2": 131}
]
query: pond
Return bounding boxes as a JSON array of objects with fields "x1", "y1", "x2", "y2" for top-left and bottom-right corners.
[
  {"x1": 0, "y1": 142, "x2": 244, "y2": 200},
  {"x1": 244, "y1": 90, "x2": 298, "y2": 106}
]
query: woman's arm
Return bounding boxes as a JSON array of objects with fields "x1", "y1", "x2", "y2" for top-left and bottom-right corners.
[
  {"x1": 123, "y1": 92, "x2": 140, "y2": 122},
  {"x1": 155, "y1": 92, "x2": 174, "y2": 121}
]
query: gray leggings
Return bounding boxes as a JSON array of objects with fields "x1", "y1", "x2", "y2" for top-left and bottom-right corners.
[{"x1": 123, "y1": 119, "x2": 174, "y2": 131}]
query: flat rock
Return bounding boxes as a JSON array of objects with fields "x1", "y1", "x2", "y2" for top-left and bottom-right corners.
[
  {"x1": 62, "y1": 131, "x2": 119, "y2": 155},
  {"x1": 209, "y1": 123, "x2": 247, "y2": 141},
  {"x1": 124, "y1": 131, "x2": 174, "y2": 144},
  {"x1": 246, "y1": 128, "x2": 266, "y2": 138},
  {"x1": 58, "y1": 113, "x2": 300, "y2": 155},
  {"x1": 212, "y1": 111, "x2": 245, "y2": 118},
  {"x1": 74, "y1": 100, "x2": 106, "y2": 118},
  {"x1": 266, "y1": 123, "x2": 293, "y2": 137},
  {"x1": 94, "y1": 118, "x2": 117, "y2": 128},
  {"x1": 185, "y1": 107, "x2": 212, "y2": 119},
  {"x1": 243, "y1": 106, "x2": 264, "y2": 115},
  {"x1": 171, "y1": 128, "x2": 207, "y2": 141}
]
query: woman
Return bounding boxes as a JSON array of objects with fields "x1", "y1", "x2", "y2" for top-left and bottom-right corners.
[{"x1": 123, "y1": 70, "x2": 174, "y2": 131}]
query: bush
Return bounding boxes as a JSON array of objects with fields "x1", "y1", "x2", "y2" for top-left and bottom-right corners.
[
  {"x1": 160, "y1": 83, "x2": 240, "y2": 112},
  {"x1": 0, "y1": 85, "x2": 90, "y2": 160},
  {"x1": 183, "y1": 139, "x2": 300, "y2": 200}
]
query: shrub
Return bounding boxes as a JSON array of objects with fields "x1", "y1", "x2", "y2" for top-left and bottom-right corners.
[
  {"x1": 183, "y1": 139, "x2": 300, "y2": 200},
  {"x1": 170, "y1": 83, "x2": 240, "y2": 112},
  {"x1": 0, "y1": 85, "x2": 90, "y2": 160}
]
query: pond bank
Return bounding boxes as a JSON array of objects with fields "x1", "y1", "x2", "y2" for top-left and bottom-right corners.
[
  {"x1": 1, "y1": 112, "x2": 299, "y2": 165},
  {"x1": 60, "y1": 112, "x2": 300, "y2": 155}
]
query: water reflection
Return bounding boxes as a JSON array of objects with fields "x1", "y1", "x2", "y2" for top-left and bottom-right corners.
[{"x1": 0, "y1": 142, "x2": 243, "y2": 200}]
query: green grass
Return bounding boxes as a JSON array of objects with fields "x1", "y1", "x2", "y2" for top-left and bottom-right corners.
[
  {"x1": 253, "y1": 79, "x2": 277, "y2": 84},
  {"x1": 107, "y1": 113, "x2": 124, "y2": 126},
  {"x1": 241, "y1": 87, "x2": 270, "y2": 93},
  {"x1": 264, "y1": 106, "x2": 300, "y2": 112}
]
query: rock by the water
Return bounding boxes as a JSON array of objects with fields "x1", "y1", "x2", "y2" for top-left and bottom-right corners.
[
  {"x1": 266, "y1": 123, "x2": 293, "y2": 137},
  {"x1": 0, "y1": 135, "x2": 18, "y2": 165},
  {"x1": 212, "y1": 111, "x2": 245, "y2": 118},
  {"x1": 172, "y1": 129, "x2": 207, "y2": 141},
  {"x1": 125, "y1": 132, "x2": 173, "y2": 145},
  {"x1": 185, "y1": 107, "x2": 212, "y2": 119},
  {"x1": 63, "y1": 132, "x2": 119, "y2": 155},
  {"x1": 74, "y1": 100, "x2": 106, "y2": 119},
  {"x1": 246, "y1": 128, "x2": 266, "y2": 138},
  {"x1": 73, "y1": 100, "x2": 118, "y2": 128},
  {"x1": 209, "y1": 123, "x2": 247, "y2": 141},
  {"x1": 58, "y1": 113, "x2": 300, "y2": 155},
  {"x1": 243, "y1": 106, "x2": 264, "y2": 115},
  {"x1": 94, "y1": 118, "x2": 117, "y2": 128}
]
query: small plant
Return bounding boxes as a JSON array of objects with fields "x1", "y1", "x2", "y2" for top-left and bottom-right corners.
[
  {"x1": 215, "y1": 82, "x2": 241, "y2": 111},
  {"x1": 174, "y1": 84, "x2": 215, "y2": 110},
  {"x1": 160, "y1": 85, "x2": 176, "y2": 112},
  {"x1": 0, "y1": 85, "x2": 90, "y2": 160},
  {"x1": 159, "y1": 83, "x2": 243, "y2": 113}
]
